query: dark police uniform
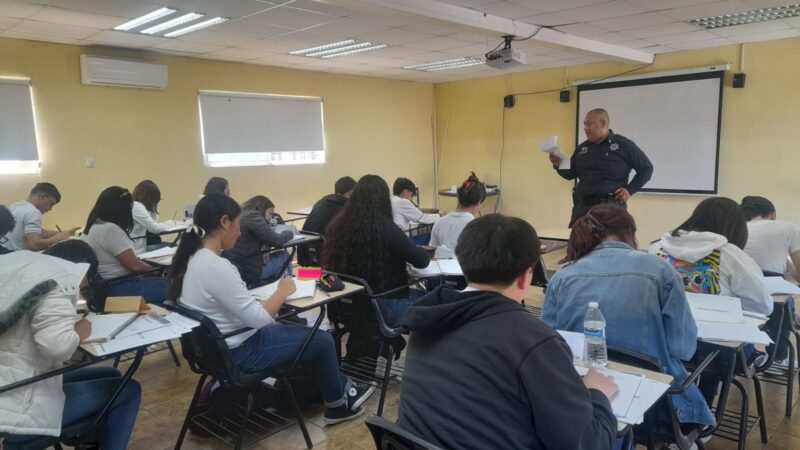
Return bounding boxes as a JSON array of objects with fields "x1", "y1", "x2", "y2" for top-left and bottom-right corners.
[{"x1": 555, "y1": 131, "x2": 653, "y2": 226}]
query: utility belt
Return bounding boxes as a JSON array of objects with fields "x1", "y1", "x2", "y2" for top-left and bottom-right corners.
[{"x1": 573, "y1": 192, "x2": 626, "y2": 207}]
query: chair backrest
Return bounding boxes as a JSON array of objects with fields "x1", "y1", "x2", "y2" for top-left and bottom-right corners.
[
  {"x1": 365, "y1": 416, "x2": 444, "y2": 450},
  {"x1": 163, "y1": 301, "x2": 251, "y2": 386},
  {"x1": 606, "y1": 346, "x2": 664, "y2": 373},
  {"x1": 754, "y1": 302, "x2": 785, "y2": 373},
  {"x1": 324, "y1": 272, "x2": 406, "y2": 339}
]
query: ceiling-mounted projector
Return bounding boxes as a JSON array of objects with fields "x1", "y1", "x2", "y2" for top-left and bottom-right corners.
[{"x1": 485, "y1": 35, "x2": 527, "y2": 70}]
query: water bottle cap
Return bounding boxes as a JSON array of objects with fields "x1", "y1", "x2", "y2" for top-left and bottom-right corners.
[{"x1": 588, "y1": 302, "x2": 599, "y2": 308}]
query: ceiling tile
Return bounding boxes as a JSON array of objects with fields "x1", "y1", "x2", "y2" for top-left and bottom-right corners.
[
  {"x1": 445, "y1": 31, "x2": 497, "y2": 43},
  {"x1": 668, "y1": 37, "x2": 734, "y2": 50},
  {"x1": 235, "y1": 37, "x2": 290, "y2": 52},
  {"x1": 346, "y1": 12, "x2": 419, "y2": 28},
  {"x1": 213, "y1": 18, "x2": 296, "y2": 37},
  {"x1": 405, "y1": 36, "x2": 474, "y2": 51},
  {"x1": 175, "y1": 29, "x2": 259, "y2": 46},
  {"x1": 0, "y1": 1, "x2": 44, "y2": 19},
  {"x1": 152, "y1": 39, "x2": 225, "y2": 53},
  {"x1": 9, "y1": 19, "x2": 99, "y2": 39},
  {"x1": 658, "y1": 1, "x2": 753, "y2": 21},
  {"x1": 0, "y1": 17, "x2": 22, "y2": 30},
  {"x1": 471, "y1": 1, "x2": 542, "y2": 19},
  {"x1": 401, "y1": 21, "x2": 457, "y2": 36},
  {"x1": 710, "y1": 20, "x2": 791, "y2": 37},
  {"x1": 509, "y1": 0, "x2": 610, "y2": 14},
  {"x1": 784, "y1": 16, "x2": 800, "y2": 27},
  {"x1": 372, "y1": 45, "x2": 432, "y2": 58},
  {"x1": 206, "y1": 46, "x2": 273, "y2": 60},
  {"x1": 28, "y1": 6, "x2": 124, "y2": 29},
  {"x1": 649, "y1": 30, "x2": 719, "y2": 44},
  {"x1": 593, "y1": 31, "x2": 644, "y2": 43},
  {"x1": 557, "y1": 1, "x2": 648, "y2": 22},
  {"x1": 615, "y1": 38, "x2": 658, "y2": 49},
  {"x1": 1, "y1": 29, "x2": 80, "y2": 45},
  {"x1": 161, "y1": 0, "x2": 275, "y2": 18},
  {"x1": 283, "y1": 0, "x2": 353, "y2": 17},
  {"x1": 359, "y1": 28, "x2": 436, "y2": 46},
  {"x1": 47, "y1": 0, "x2": 164, "y2": 18},
  {"x1": 248, "y1": 6, "x2": 337, "y2": 29},
  {"x1": 624, "y1": 0, "x2": 719, "y2": 10},
  {"x1": 268, "y1": 30, "x2": 335, "y2": 47},
  {"x1": 728, "y1": 28, "x2": 800, "y2": 43},
  {"x1": 645, "y1": 44, "x2": 676, "y2": 53},
  {"x1": 446, "y1": 42, "x2": 494, "y2": 57},
  {"x1": 304, "y1": 17, "x2": 392, "y2": 38},
  {"x1": 519, "y1": 12, "x2": 575, "y2": 27},
  {"x1": 590, "y1": 12, "x2": 674, "y2": 31},
  {"x1": 554, "y1": 22, "x2": 609, "y2": 37},
  {"x1": 84, "y1": 30, "x2": 166, "y2": 47},
  {"x1": 623, "y1": 21, "x2": 699, "y2": 38}
]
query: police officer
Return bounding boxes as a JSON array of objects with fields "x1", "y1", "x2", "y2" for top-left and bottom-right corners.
[{"x1": 549, "y1": 108, "x2": 653, "y2": 226}]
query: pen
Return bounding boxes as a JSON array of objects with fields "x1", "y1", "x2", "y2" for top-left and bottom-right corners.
[{"x1": 56, "y1": 225, "x2": 62, "y2": 232}]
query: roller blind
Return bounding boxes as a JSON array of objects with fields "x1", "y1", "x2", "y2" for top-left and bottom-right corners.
[
  {"x1": 0, "y1": 79, "x2": 39, "y2": 162},
  {"x1": 198, "y1": 91, "x2": 325, "y2": 166}
]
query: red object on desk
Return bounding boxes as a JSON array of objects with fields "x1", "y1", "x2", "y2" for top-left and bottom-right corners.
[{"x1": 297, "y1": 267, "x2": 323, "y2": 280}]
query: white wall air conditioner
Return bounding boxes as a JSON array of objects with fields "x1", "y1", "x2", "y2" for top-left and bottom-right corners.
[{"x1": 80, "y1": 55, "x2": 167, "y2": 89}]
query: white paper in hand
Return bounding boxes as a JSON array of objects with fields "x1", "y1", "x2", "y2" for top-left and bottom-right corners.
[{"x1": 539, "y1": 136, "x2": 570, "y2": 170}]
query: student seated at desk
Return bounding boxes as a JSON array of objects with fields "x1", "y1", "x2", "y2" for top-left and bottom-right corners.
[
  {"x1": 429, "y1": 172, "x2": 485, "y2": 258},
  {"x1": 81, "y1": 186, "x2": 167, "y2": 304},
  {"x1": 298, "y1": 176, "x2": 356, "y2": 266},
  {"x1": 398, "y1": 214, "x2": 618, "y2": 450},
  {"x1": 0, "y1": 205, "x2": 14, "y2": 255},
  {"x1": 649, "y1": 197, "x2": 773, "y2": 316},
  {"x1": 224, "y1": 196, "x2": 293, "y2": 287},
  {"x1": 543, "y1": 204, "x2": 715, "y2": 428},
  {"x1": 391, "y1": 177, "x2": 441, "y2": 238},
  {"x1": 131, "y1": 180, "x2": 179, "y2": 255},
  {"x1": 203, "y1": 176, "x2": 230, "y2": 197},
  {"x1": 1, "y1": 182, "x2": 79, "y2": 252},
  {"x1": 741, "y1": 195, "x2": 800, "y2": 279},
  {"x1": 167, "y1": 194, "x2": 374, "y2": 425},
  {"x1": 0, "y1": 240, "x2": 140, "y2": 450}
]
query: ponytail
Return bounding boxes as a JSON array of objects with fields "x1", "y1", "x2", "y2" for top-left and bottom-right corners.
[
  {"x1": 456, "y1": 172, "x2": 486, "y2": 208},
  {"x1": 565, "y1": 204, "x2": 637, "y2": 262},
  {"x1": 167, "y1": 194, "x2": 241, "y2": 301}
]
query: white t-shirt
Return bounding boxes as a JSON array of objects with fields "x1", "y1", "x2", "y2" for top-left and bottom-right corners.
[
  {"x1": 80, "y1": 221, "x2": 134, "y2": 279},
  {"x1": 179, "y1": 248, "x2": 273, "y2": 348},
  {"x1": 745, "y1": 220, "x2": 800, "y2": 275},
  {"x1": 131, "y1": 201, "x2": 172, "y2": 255},
  {"x1": 429, "y1": 211, "x2": 475, "y2": 258},
  {"x1": 391, "y1": 195, "x2": 440, "y2": 231},
  {"x1": 2, "y1": 200, "x2": 42, "y2": 251}
]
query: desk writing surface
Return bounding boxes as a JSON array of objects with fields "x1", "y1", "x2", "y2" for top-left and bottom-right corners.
[
  {"x1": 144, "y1": 254, "x2": 173, "y2": 266},
  {"x1": 283, "y1": 281, "x2": 364, "y2": 310},
  {"x1": 538, "y1": 227, "x2": 572, "y2": 242},
  {"x1": 288, "y1": 207, "x2": 313, "y2": 216}
]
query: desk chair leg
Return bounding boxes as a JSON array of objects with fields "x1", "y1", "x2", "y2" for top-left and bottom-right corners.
[
  {"x1": 282, "y1": 376, "x2": 313, "y2": 449},
  {"x1": 377, "y1": 346, "x2": 394, "y2": 417},
  {"x1": 234, "y1": 391, "x2": 255, "y2": 450},
  {"x1": 785, "y1": 338, "x2": 796, "y2": 417},
  {"x1": 731, "y1": 378, "x2": 748, "y2": 450},
  {"x1": 167, "y1": 340, "x2": 181, "y2": 367},
  {"x1": 112, "y1": 355, "x2": 121, "y2": 369},
  {"x1": 754, "y1": 376, "x2": 768, "y2": 443},
  {"x1": 175, "y1": 374, "x2": 208, "y2": 450}
]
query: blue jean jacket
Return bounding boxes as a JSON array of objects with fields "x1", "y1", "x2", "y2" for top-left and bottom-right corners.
[{"x1": 543, "y1": 241, "x2": 715, "y2": 426}]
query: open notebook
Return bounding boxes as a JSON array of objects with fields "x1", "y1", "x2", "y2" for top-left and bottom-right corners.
[
  {"x1": 82, "y1": 313, "x2": 139, "y2": 344},
  {"x1": 250, "y1": 279, "x2": 317, "y2": 301}
]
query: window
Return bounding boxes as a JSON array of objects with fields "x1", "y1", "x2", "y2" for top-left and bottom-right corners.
[
  {"x1": 198, "y1": 90, "x2": 325, "y2": 167},
  {"x1": 0, "y1": 78, "x2": 40, "y2": 174}
]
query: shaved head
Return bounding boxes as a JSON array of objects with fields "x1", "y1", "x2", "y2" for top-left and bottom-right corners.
[
  {"x1": 587, "y1": 108, "x2": 609, "y2": 126},
  {"x1": 584, "y1": 108, "x2": 611, "y2": 143}
]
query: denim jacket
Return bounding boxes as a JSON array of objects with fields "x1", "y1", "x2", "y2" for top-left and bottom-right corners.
[{"x1": 543, "y1": 241, "x2": 715, "y2": 426}]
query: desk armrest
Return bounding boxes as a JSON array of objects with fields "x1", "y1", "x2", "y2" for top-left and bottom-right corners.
[{"x1": 670, "y1": 350, "x2": 719, "y2": 395}]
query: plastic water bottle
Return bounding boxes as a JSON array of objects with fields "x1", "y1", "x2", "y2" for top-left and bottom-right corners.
[{"x1": 583, "y1": 302, "x2": 608, "y2": 367}]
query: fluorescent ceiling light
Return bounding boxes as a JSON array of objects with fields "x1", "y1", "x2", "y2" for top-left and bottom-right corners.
[
  {"x1": 164, "y1": 17, "x2": 229, "y2": 37},
  {"x1": 113, "y1": 7, "x2": 177, "y2": 31},
  {"x1": 404, "y1": 57, "x2": 485, "y2": 72},
  {"x1": 290, "y1": 40, "x2": 388, "y2": 59},
  {"x1": 690, "y1": 4, "x2": 800, "y2": 29},
  {"x1": 141, "y1": 12, "x2": 204, "y2": 35},
  {"x1": 290, "y1": 40, "x2": 356, "y2": 55}
]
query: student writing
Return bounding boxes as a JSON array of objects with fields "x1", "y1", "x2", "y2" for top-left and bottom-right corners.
[{"x1": 1, "y1": 183, "x2": 78, "y2": 252}]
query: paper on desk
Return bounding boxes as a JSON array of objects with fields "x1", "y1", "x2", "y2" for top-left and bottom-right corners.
[
  {"x1": 557, "y1": 330, "x2": 585, "y2": 361},
  {"x1": 620, "y1": 378, "x2": 671, "y2": 425},
  {"x1": 251, "y1": 279, "x2": 317, "y2": 301},
  {"x1": 137, "y1": 246, "x2": 177, "y2": 259},
  {"x1": 763, "y1": 276, "x2": 800, "y2": 295},
  {"x1": 409, "y1": 259, "x2": 463, "y2": 277},
  {"x1": 114, "y1": 312, "x2": 170, "y2": 339},
  {"x1": 167, "y1": 222, "x2": 187, "y2": 232},
  {"x1": 697, "y1": 322, "x2": 773, "y2": 345},
  {"x1": 539, "y1": 136, "x2": 570, "y2": 170},
  {"x1": 437, "y1": 259, "x2": 463, "y2": 276},
  {"x1": 686, "y1": 293, "x2": 744, "y2": 324},
  {"x1": 92, "y1": 326, "x2": 181, "y2": 356}
]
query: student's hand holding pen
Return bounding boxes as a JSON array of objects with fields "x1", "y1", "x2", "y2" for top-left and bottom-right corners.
[{"x1": 583, "y1": 368, "x2": 619, "y2": 401}]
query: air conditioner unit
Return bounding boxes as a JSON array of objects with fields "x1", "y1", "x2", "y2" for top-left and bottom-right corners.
[{"x1": 80, "y1": 55, "x2": 167, "y2": 89}]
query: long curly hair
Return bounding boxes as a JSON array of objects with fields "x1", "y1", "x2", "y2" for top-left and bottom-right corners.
[{"x1": 323, "y1": 175, "x2": 392, "y2": 287}]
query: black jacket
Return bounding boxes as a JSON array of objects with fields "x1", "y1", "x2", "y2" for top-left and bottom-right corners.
[
  {"x1": 398, "y1": 287, "x2": 617, "y2": 450},
  {"x1": 298, "y1": 194, "x2": 347, "y2": 266}
]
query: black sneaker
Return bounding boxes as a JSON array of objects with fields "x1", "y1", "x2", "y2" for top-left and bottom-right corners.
[
  {"x1": 347, "y1": 381, "x2": 375, "y2": 411},
  {"x1": 323, "y1": 405, "x2": 365, "y2": 425}
]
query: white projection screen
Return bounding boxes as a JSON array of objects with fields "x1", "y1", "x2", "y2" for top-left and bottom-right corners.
[{"x1": 576, "y1": 71, "x2": 724, "y2": 194}]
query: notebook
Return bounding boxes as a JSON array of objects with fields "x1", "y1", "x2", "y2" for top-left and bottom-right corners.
[{"x1": 82, "y1": 313, "x2": 139, "y2": 344}]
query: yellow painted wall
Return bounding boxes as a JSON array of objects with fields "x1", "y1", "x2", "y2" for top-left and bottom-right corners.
[
  {"x1": 0, "y1": 37, "x2": 435, "y2": 230},
  {"x1": 434, "y1": 37, "x2": 800, "y2": 244}
]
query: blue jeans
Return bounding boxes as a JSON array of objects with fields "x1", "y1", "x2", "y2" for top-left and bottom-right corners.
[
  {"x1": 376, "y1": 289, "x2": 426, "y2": 328},
  {"x1": 1, "y1": 367, "x2": 141, "y2": 450},
  {"x1": 231, "y1": 323, "x2": 351, "y2": 408},
  {"x1": 111, "y1": 276, "x2": 167, "y2": 304},
  {"x1": 260, "y1": 251, "x2": 292, "y2": 283}
]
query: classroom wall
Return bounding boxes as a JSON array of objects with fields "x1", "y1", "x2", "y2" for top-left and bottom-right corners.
[
  {"x1": 0, "y1": 37, "x2": 435, "y2": 230},
  {"x1": 434, "y1": 38, "x2": 800, "y2": 244}
]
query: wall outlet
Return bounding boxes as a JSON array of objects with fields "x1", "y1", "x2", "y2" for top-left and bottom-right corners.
[{"x1": 85, "y1": 156, "x2": 95, "y2": 168}]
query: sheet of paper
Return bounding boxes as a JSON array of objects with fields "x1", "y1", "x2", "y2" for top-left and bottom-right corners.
[
  {"x1": 557, "y1": 330, "x2": 585, "y2": 361},
  {"x1": 697, "y1": 321, "x2": 773, "y2": 345},
  {"x1": 251, "y1": 279, "x2": 317, "y2": 301},
  {"x1": 686, "y1": 292, "x2": 744, "y2": 324},
  {"x1": 763, "y1": 276, "x2": 800, "y2": 295},
  {"x1": 167, "y1": 222, "x2": 187, "y2": 232},
  {"x1": 83, "y1": 313, "x2": 138, "y2": 343},
  {"x1": 619, "y1": 378, "x2": 671, "y2": 425},
  {"x1": 601, "y1": 369, "x2": 643, "y2": 418},
  {"x1": 92, "y1": 326, "x2": 183, "y2": 356},
  {"x1": 115, "y1": 312, "x2": 171, "y2": 339},
  {"x1": 408, "y1": 261, "x2": 443, "y2": 277},
  {"x1": 539, "y1": 136, "x2": 570, "y2": 170},
  {"x1": 437, "y1": 259, "x2": 463, "y2": 276},
  {"x1": 137, "y1": 246, "x2": 177, "y2": 259},
  {"x1": 164, "y1": 313, "x2": 200, "y2": 332}
]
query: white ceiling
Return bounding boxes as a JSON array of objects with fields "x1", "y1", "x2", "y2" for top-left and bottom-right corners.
[{"x1": 0, "y1": 0, "x2": 798, "y2": 83}]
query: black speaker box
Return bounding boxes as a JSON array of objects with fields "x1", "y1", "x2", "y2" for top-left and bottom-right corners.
[
  {"x1": 560, "y1": 90, "x2": 571, "y2": 102},
  {"x1": 733, "y1": 73, "x2": 746, "y2": 88}
]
